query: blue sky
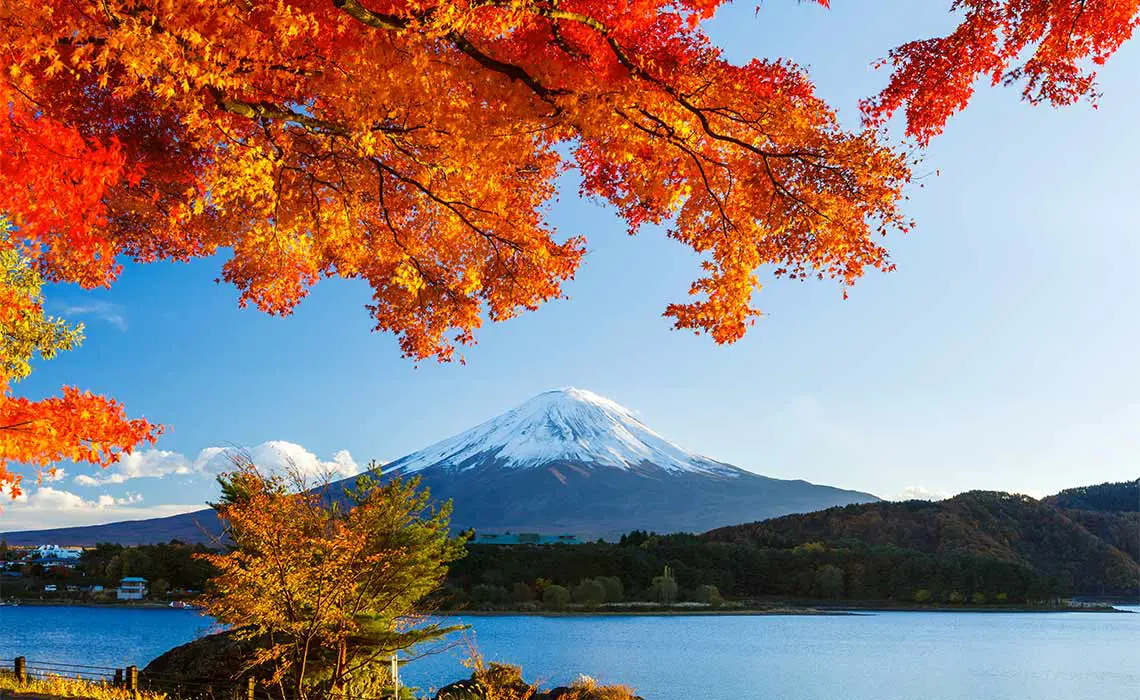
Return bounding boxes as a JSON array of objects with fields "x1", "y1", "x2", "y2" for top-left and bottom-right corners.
[{"x1": 4, "y1": 0, "x2": 1138, "y2": 530}]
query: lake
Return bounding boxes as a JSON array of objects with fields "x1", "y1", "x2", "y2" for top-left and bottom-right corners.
[{"x1": 2, "y1": 606, "x2": 1138, "y2": 700}]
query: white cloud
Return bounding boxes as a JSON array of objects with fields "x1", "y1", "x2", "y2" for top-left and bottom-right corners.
[
  {"x1": 73, "y1": 441, "x2": 363, "y2": 486},
  {"x1": 192, "y1": 441, "x2": 364, "y2": 481},
  {"x1": 56, "y1": 300, "x2": 128, "y2": 331},
  {"x1": 74, "y1": 449, "x2": 192, "y2": 486},
  {"x1": 891, "y1": 485, "x2": 951, "y2": 502},
  {"x1": 0, "y1": 486, "x2": 201, "y2": 531}
]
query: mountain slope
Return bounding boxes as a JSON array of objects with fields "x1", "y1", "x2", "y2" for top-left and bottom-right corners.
[
  {"x1": 704, "y1": 490, "x2": 1140, "y2": 596},
  {"x1": 1043, "y1": 479, "x2": 1140, "y2": 564},
  {"x1": 1042, "y1": 479, "x2": 1139, "y2": 512},
  {"x1": 1, "y1": 388, "x2": 878, "y2": 544}
]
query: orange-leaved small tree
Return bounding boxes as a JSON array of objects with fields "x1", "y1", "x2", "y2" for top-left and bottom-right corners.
[{"x1": 198, "y1": 458, "x2": 467, "y2": 700}]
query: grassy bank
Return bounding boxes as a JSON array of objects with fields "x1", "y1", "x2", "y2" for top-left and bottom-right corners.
[{"x1": 0, "y1": 672, "x2": 164, "y2": 700}]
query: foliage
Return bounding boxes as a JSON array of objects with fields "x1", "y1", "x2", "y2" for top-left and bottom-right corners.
[
  {"x1": 444, "y1": 656, "x2": 639, "y2": 700},
  {"x1": 0, "y1": 228, "x2": 159, "y2": 494},
  {"x1": 197, "y1": 459, "x2": 467, "y2": 698},
  {"x1": 0, "y1": 671, "x2": 165, "y2": 700},
  {"x1": 570, "y1": 578, "x2": 606, "y2": 609},
  {"x1": 0, "y1": 0, "x2": 922, "y2": 366},
  {"x1": 693, "y1": 584, "x2": 722, "y2": 607},
  {"x1": 863, "y1": 0, "x2": 1140, "y2": 145},
  {"x1": 814, "y1": 564, "x2": 845, "y2": 599},
  {"x1": 471, "y1": 584, "x2": 510, "y2": 605},
  {"x1": 558, "y1": 675, "x2": 640, "y2": 700},
  {"x1": 706, "y1": 491, "x2": 1140, "y2": 596},
  {"x1": 541, "y1": 584, "x2": 570, "y2": 611},
  {"x1": 599, "y1": 576, "x2": 623, "y2": 603},
  {"x1": 510, "y1": 582, "x2": 535, "y2": 604},
  {"x1": 649, "y1": 565, "x2": 678, "y2": 604},
  {"x1": 457, "y1": 659, "x2": 536, "y2": 700},
  {"x1": 78, "y1": 541, "x2": 217, "y2": 591},
  {"x1": 2, "y1": 1, "x2": 1137, "y2": 488},
  {"x1": 444, "y1": 488, "x2": 1140, "y2": 606},
  {"x1": 1044, "y1": 479, "x2": 1140, "y2": 512}
]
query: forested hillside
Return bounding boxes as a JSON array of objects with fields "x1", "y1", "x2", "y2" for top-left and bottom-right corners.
[
  {"x1": 441, "y1": 487, "x2": 1139, "y2": 608},
  {"x1": 1043, "y1": 480, "x2": 1139, "y2": 512},
  {"x1": 1043, "y1": 480, "x2": 1139, "y2": 564},
  {"x1": 703, "y1": 490, "x2": 1139, "y2": 597}
]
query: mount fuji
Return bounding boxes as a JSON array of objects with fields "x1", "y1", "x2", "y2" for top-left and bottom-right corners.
[{"x1": 1, "y1": 388, "x2": 878, "y2": 544}]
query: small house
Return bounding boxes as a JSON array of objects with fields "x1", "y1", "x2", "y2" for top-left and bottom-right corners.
[{"x1": 117, "y1": 577, "x2": 148, "y2": 601}]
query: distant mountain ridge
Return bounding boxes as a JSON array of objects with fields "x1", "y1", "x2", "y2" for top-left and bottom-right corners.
[
  {"x1": 1042, "y1": 479, "x2": 1139, "y2": 512},
  {"x1": 1043, "y1": 479, "x2": 1140, "y2": 568},
  {"x1": 705, "y1": 484, "x2": 1140, "y2": 597},
  {"x1": 1, "y1": 388, "x2": 878, "y2": 544}
]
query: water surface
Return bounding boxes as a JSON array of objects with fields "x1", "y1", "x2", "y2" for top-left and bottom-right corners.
[{"x1": 2, "y1": 606, "x2": 1137, "y2": 700}]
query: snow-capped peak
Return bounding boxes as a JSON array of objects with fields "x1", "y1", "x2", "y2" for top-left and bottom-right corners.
[{"x1": 386, "y1": 387, "x2": 741, "y2": 476}]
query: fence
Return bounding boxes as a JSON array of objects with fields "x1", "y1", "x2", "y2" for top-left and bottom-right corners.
[{"x1": 0, "y1": 657, "x2": 401, "y2": 700}]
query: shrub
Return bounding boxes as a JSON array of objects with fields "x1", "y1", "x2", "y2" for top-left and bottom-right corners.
[
  {"x1": 694, "y1": 584, "x2": 724, "y2": 607},
  {"x1": 471, "y1": 584, "x2": 509, "y2": 606},
  {"x1": 813, "y1": 565, "x2": 845, "y2": 599},
  {"x1": 572, "y1": 579, "x2": 606, "y2": 609},
  {"x1": 600, "y1": 576, "x2": 624, "y2": 603},
  {"x1": 511, "y1": 582, "x2": 535, "y2": 604},
  {"x1": 543, "y1": 585, "x2": 570, "y2": 611},
  {"x1": 559, "y1": 674, "x2": 640, "y2": 700}
]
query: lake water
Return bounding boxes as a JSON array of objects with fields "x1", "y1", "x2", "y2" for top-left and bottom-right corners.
[{"x1": 2, "y1": 606, "x2": 1138, "y2": 700}]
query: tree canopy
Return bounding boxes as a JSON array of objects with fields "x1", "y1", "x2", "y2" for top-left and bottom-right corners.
[
  {"x1": 2, "y1": 0, "x2": 1136, "y2": 485},
  {"x1": 198, "y1": 461, "x2": 467, "y2": 699}
]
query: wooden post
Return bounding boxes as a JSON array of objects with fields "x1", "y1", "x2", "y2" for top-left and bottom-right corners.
[
  {"x1": 247, "y1": 676, "x2": 256, "y2": 700},
  {"x1": 13, "y1": 657, "x2": 26, "y2": 684},
  {"x1": 114, "y1": 669, "x2": 124, "y2": 687},
  {"x1": 127, "y1": 665, "x2": 138, "y2": 700}
]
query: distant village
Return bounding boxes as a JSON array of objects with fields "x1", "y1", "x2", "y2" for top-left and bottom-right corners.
[
  {"x1": 0, "y1": 533, "x2": 585, "y2": 606},
  {"x1": 0, "y1": 541, "x2": 206, "y2": 606}
]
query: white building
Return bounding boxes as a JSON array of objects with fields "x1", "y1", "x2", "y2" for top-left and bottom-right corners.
[
  {"x1": 30, "y1": 545, "x2": 82, "y2": 561},
  {"x1": 117, "y1": 577, "x2": 148, "y2": 601}
]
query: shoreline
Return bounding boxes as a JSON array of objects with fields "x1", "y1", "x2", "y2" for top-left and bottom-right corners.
[
  {"x1": 1, "y1": 600, "x2": 200, "y2": 610},
  {"x1": 4, "y1": 601, "x2": 1132, "y2": 616},
  {"x1": 444, "y1": 608, "x2": 1131, "y2": 617}
]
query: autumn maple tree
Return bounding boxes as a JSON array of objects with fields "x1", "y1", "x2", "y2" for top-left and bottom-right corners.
[
  {"x1": 1, "y1": 0, "x2": 1136, "y2": 487},
  {"x1": 200, "y1": 459, "x2": 466, "y2": 700}
]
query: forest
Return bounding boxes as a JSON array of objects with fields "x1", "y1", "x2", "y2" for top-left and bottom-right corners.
[
  {"x1": 439, "y1": 486, "x2": 1140, "y2": 609},
  {"x1": 5, "y1": 484, "x2": 1135, "y2": 608}
]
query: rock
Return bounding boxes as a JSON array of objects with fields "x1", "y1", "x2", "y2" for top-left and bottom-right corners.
[
  {"x1": 537, "y1": 685, "x2": 646, "y2": 700},
  {"x1": 141, "y1": 627, "x2": 270, "y2": 697}
]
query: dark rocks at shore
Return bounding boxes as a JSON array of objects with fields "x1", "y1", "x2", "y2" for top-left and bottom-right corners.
[
  {"x1": 434, "y1": 682, "x2": 646, "y2": 700},
  {"x1": 145, "y1": 633, "x2": 645, "y2": 700},
  {"x1": 141, "y1": 628, "x2": 271, "y2": 696},
  {"x1": 434, "y1": 664, "x2": 645, "y2": 700}
]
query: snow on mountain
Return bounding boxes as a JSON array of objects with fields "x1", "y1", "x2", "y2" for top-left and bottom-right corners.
[{"x1": 387, "y1": 387, "x2": 742, "y2": 476}]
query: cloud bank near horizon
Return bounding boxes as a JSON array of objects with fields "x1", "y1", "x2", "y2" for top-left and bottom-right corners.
[
  {"x1": 72, "y1": 440, "x2": 364, "y2": 486},
  {"x1": 2, "y1": 441, "x2": 365, "y2": 533}
]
